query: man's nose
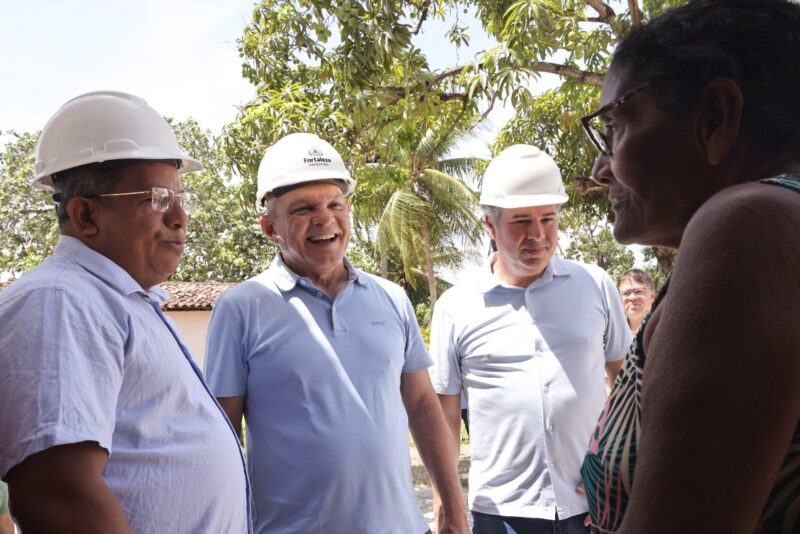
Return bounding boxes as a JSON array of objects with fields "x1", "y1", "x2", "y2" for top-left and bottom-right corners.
[
  {"x1": 165, "y1": 202, "x2": 189, "y2": 228},
  {"x1": 590, "y1": 154, "x2": 612, "y2": 186},
  {"x1": 312, "y1": 209, "x2": 335, "y2": 225},
  {"x1": 526, "y1": 222, "x2": 545, "y2": 240}
]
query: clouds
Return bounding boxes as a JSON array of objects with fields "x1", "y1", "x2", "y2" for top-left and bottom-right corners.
[{"x1": 0, "y1": 0, "x2": 255, "y2": 134}]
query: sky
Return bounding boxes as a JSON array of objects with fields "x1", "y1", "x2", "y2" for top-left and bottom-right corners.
[{"x1": 0, "y1": 0, "x2": 258, "y2": 138}]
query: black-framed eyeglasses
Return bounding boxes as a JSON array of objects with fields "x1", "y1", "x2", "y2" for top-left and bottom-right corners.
[
  {"x1": 581, "y1": 81, "x2": 653, "y2": 156},
  {"x1": 93, "y1": 186, "x2": 199, "y2": 215}
]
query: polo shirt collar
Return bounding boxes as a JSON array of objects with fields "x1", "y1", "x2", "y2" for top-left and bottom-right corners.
[
  {"x1": 269, "y1": 253, "x2": 363, "y2": 293},
  {"x1": 476, "y1": 253, "x2": 571, "y2": 293},
  {"x1": 55, "y1": 235, "x2": 168, "y2": 302}
]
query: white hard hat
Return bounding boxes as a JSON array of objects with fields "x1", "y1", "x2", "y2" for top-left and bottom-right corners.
[
  {"x1": 256, "y1": 132, "x2": 356, "y2": 209},
  {"x1": 479, "y1": 144, "x2": 568, "y2": 208},
  {"x1": 33, "y1": 91, "x2": 202, "y2": 192}
]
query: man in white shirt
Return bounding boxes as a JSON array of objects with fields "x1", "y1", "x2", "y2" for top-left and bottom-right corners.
[{"x1": 428, "y1": 144, "x2": 632, "y2": 533}]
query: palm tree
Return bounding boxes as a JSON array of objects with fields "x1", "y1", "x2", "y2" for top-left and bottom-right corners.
[{"x1": 351, "y1": 116, "x2": 485, "y2": 308}]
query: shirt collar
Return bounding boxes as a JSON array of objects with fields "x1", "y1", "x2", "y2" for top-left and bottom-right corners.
[
  {"x1": 476, "y1": 253, "x2": 571, "y2": 293},
  {"x1": 269, "y1": 253, "x2": 363, "y2": 293},
  {"x1": 55, "y1": 235, "x2": 169, "y2": 302}
]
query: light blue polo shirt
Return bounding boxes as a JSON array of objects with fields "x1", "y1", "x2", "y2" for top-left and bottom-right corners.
[
  {"x1": 0, "y1": 236, "x2": 250, "y2": 533},
  {"x1": 429, "y1": 255, "x2": 632, "y2": 520},
  {"x1": 204, "y1": 255, "x2": 431, "y2": 534}
]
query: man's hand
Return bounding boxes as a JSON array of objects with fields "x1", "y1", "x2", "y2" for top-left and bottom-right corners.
[
  {"x1": 438, "y1": 512, "x2": 471, "y2": 534},
  {"x1": 575, "y1": 482, "x2": 592, "y2": 528}
]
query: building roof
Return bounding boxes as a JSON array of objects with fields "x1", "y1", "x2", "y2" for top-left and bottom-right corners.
[
  {"x1": 0, "y1": 279, "x2": 234, "y2": 311},
  {"x1": 160, "y1": 281, "x2": 236, "y2": 311}
]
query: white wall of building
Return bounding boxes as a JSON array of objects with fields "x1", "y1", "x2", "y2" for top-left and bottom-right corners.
[{"x1": 165, "y1": 310, "x2": 212, "y2": 369}]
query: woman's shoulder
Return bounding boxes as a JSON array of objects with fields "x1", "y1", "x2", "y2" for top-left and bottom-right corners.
[{"x1": 684, "y1": 179, "x2": 800, "y2": 256}]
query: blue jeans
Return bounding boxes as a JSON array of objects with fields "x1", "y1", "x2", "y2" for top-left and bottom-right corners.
[{"x1": 472, "y1": 511, "x2": 589, "y2": 534}]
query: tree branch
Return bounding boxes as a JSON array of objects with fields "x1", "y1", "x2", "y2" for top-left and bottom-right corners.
[
  {"x1": 412, "y1": 0, "x2": 432, "y2": 36},
  {"x1": 628, "y1": 0, "x2": 642, "y2": 27},
  {"x1": 530, "y1": 61, "x2": 605, "y2": 85},
  {"x1": 373, "y1": 60, "x2": 604, "y2": 113},
  {"x1": 586, "y1": 0, "x2": 617, "y2": 26}
]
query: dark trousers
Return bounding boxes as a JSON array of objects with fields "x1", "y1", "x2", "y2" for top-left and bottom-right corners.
[{"x1": 472, "y1": 510, "x2": 589, "y2": 534}]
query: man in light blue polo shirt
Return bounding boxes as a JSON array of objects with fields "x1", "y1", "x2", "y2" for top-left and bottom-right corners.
[
  {"x1": 0, "y1": 91, "x2": 250, "y2": 533},
  {"x1": 429, "y1": 145, "x2": 632, "y2": 533},
  {"x1": 204, "y1": 132, "x2": 469, "y2": 534}
]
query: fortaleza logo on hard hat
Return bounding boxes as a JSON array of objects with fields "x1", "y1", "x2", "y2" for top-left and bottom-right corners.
[{"x1": 304, "y1": 147, "x2": 332, "y2": 166}]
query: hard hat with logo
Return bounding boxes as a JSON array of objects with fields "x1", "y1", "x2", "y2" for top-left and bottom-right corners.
[
  {"x1": 479, "y1": 144, "x2": 568, "y2": 208},
  {"x1": 256, "y1": 132, "x2": 356, "y2": 210},
  {"x1": 33, "y1": 91, "x2": 202, "y2": 192}
]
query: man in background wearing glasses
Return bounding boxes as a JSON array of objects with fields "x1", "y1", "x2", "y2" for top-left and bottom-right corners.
[
  {"x1": 0, "y1": 91, "x2": 250, "y2": 533},
  {"x1": 617, "y1": 269, "x2": 657, "y2": 334}
]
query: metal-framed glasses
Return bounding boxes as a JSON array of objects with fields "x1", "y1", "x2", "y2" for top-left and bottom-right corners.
[
  {"x1": 94, "y1": 186, "x2": 199, "y2": 215},
  {"x1": 621, "y1": 288, "x2": 649, "y2": 298},
  {"x1": 581, "y1": 81, "x2": 652, "y2": 156}
]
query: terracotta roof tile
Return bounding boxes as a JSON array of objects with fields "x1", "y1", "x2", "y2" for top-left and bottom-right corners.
[{"x1": 160, "y1": 281, "x2": 236, "y2": 311}]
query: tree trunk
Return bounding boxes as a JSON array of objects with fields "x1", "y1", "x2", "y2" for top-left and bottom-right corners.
[
  {"x1": 420, "y1": 219, "x2": 437, "y2": 309},
  {"x1": 651, "y1": 246, "x2": 677, "y2": 280},
  {"x1": 379, "y1": 250, "x2": 388, "y2": 279}
]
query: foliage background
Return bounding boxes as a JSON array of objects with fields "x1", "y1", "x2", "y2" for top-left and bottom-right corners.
[{"x1": 2, "y1": 1, "x2": 687, "y2": 319}]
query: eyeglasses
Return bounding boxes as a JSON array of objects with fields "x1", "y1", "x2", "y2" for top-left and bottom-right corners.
[
  {"x1": 94, "y1": 186, "x2": 199, "y2": 215},
  {"x1": 581, "y1": 81, "x2": 652, "y2": 156},
  {"x1": 620, "y1": 288, "x2": 649, "y2": 298}
]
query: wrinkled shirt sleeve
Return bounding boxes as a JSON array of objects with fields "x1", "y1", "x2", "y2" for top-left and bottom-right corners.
[
  {"x1": 400, "y1": 292, "x2": 433, "y2": 373},
  {"x1": 0, "y1": 287, "x2": 124, "y2": 478},
  {"x1": 428, "y1": 293, "x2": 462, "y2": 395},
  {"x1": 204, "y1": 290, "x2": 249, "y2": 397}
]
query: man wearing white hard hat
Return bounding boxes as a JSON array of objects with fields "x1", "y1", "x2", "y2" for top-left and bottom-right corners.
[
  {"x1": 203, "y1": 132, "x2": 469, "y2": 534},
  {"x1": 0, "y1": 91, "x2": 250, "y2": 533},
  {"x1": 428, "y1": 145, "x2": 631, "y2": 533}
]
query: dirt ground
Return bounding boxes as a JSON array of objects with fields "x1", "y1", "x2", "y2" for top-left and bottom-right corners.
[{"x1": 410, "y1": 443, "x2": 471, "y2": 531}]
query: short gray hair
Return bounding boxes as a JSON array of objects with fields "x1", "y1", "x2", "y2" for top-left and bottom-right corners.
[
  {"x1": 51, "y1": 166, "x2": 126, "y2": 224},
  {"x1": 480, "y1": 204, "x2": 560, "y2": 224},
  {"x1": 480, "y1": 204, "x2": 502, "y2": 224}
]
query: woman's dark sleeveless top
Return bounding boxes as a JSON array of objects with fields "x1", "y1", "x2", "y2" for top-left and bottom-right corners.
[{"x1": 580, "y1": 175, "x2": 800, "y2": 534}]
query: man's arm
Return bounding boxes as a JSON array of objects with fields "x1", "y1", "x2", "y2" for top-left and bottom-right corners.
[
  {"x1": 6, "y1": 442, "x2": 130, "y2": 534},
  {"x1": 217, "y1": 395, "x2": 246, "y2": 443},
  {"x1": 432, "y1": 393, "x2": 463, "y2": 532},
  {"x1": 0, "y1": 512, "x2": 12, "y2": 534},
  {"x1": 401, "y1": 371, "x2": 469, "y2": 534},
  {"x1": 604, "y1": 358, "x2": 624, "y2": 393}
]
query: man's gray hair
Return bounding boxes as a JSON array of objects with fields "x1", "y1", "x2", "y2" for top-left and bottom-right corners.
[
  {"x1": 262, "y1": 197, "x2": 277, "y2": 218},
  {"x1": 480, "y1": 204, "x2": 560, "y2": 224},
  {"x1": 51, "y1": 166, "x2": 125, "y2": 224},
  {"x1": 480, "y1": 204, "x2": 502, "y2": 224}
]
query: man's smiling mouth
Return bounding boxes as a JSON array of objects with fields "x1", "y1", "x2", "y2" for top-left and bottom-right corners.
[{"x1": 308, "y1": 233, "x2": 337, "y2": 243}]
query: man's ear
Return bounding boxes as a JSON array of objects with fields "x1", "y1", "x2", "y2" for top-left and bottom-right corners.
[
  {"x1": 64, "y1": 197, "x2": 100, "y2": 237},
  {"x1": 483, "y1": 214, "x2": 498, "y2": 241},
  {"x1": 259, "y1": 215, "x2": 282, "y2": 246},
  {"x1": 696, "y1": 77, "x2": 744, "y2": 166}
]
